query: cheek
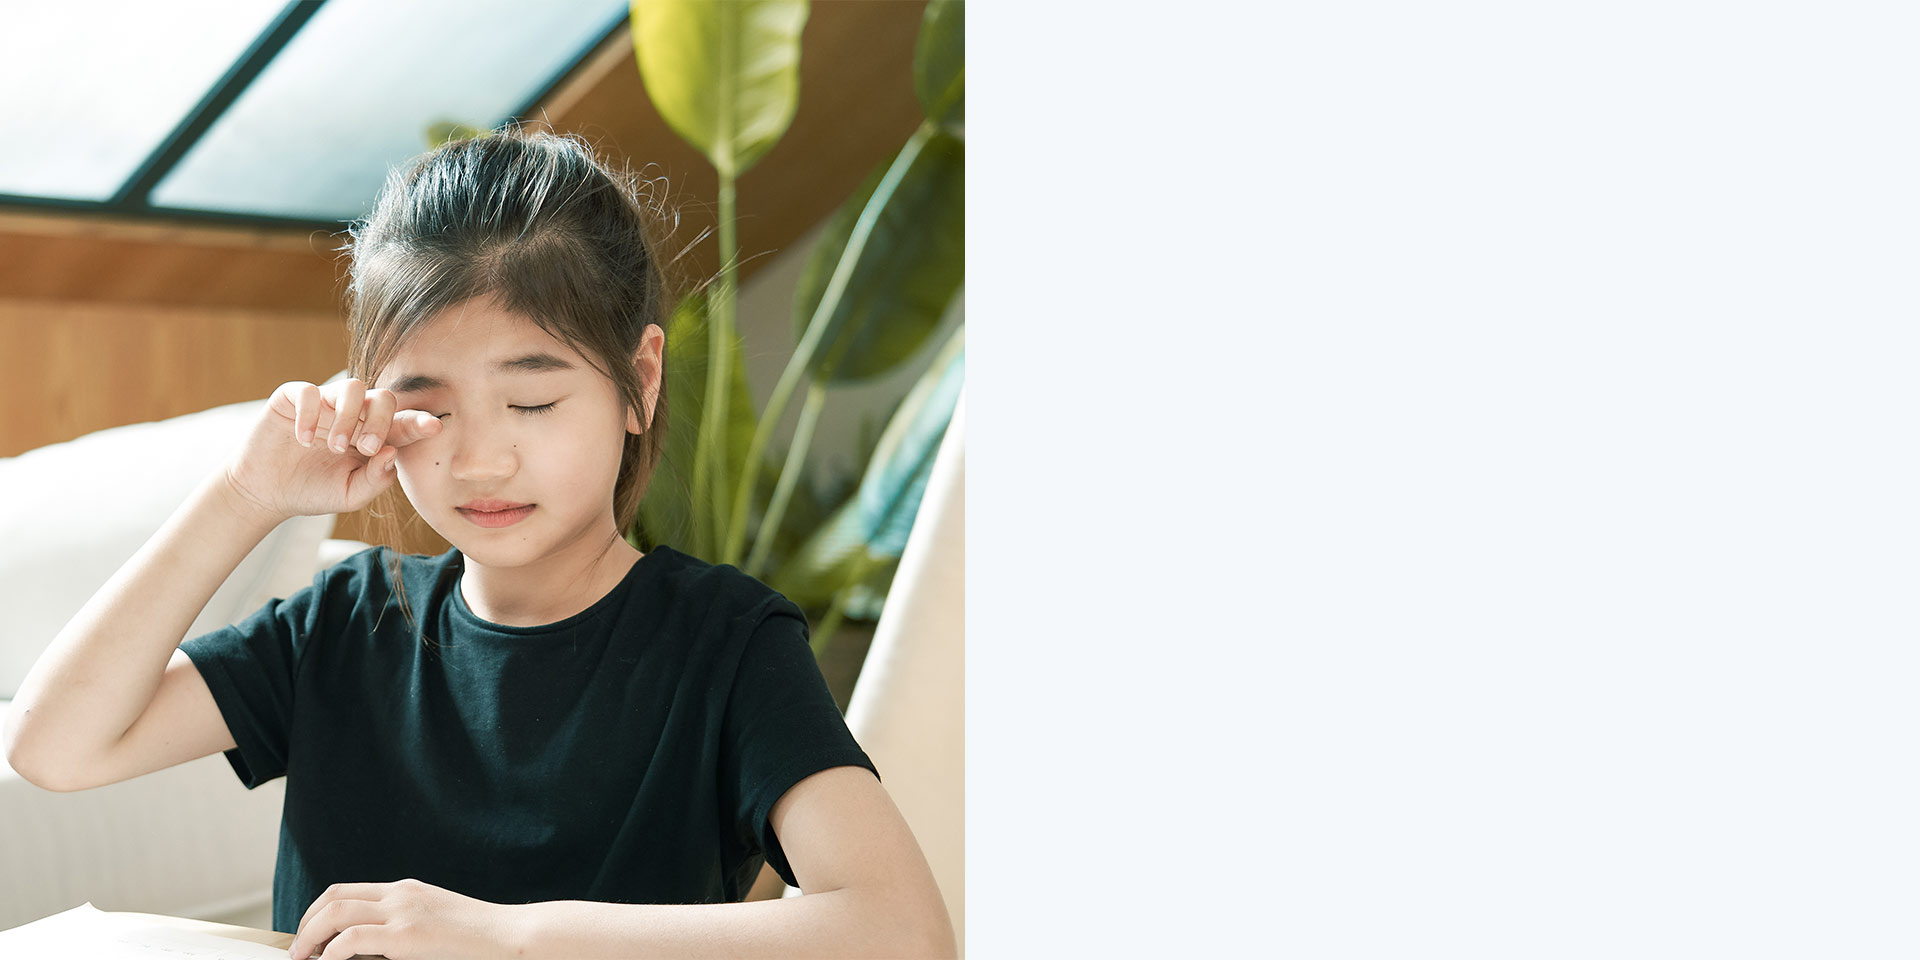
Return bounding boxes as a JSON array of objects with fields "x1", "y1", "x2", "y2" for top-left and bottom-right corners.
[{"x1": 392, "y1": 445, "x2": 436, "y2": 488}]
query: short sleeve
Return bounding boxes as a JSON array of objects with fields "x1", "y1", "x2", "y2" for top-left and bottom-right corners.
[
  {"x1": 720, "y1": 598, "x2": 880, "y2": 889},
  {"x1": 178, "y1": 566, "x2": 332, "y2": 789}
]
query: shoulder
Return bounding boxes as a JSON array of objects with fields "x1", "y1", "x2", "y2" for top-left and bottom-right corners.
[
  {"x1": 645, "y1": 545, "x2": 800, "y2": 626},
  {"x1": 307, "y1": 543, "x2": 459, "y2": 612}
]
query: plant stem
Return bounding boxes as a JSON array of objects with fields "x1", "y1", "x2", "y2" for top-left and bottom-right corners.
[
  {"x1": 810, "y1": 587, "x2": 848, "y2": 660},
  {"x1": 721, "y1": 121, "x2": 937, "y2": 568},
  {"x1": 693, "y1": 174, "x2": 739, "y2": 559},
  {"x1": 810, "y1": 550, "x2": 885, "y2": 660},
  {"x1": 746, "y1": 379, "x2": 827, "y2": 578}
]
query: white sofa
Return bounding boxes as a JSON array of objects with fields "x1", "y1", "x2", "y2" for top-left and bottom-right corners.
[{"x1": 0, "y1": 397, "x2": 368, "y2": 931}]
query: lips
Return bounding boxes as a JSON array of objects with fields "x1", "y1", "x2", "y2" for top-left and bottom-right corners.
[
  {"x1": 456, "y1": 502, "x2": 536, "y2": 528},
  {"x1": 459, "y1": 499, "x2": 531, "y2": 512}
]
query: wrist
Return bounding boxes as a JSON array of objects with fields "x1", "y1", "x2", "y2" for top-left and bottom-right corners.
[
  {"x1": 211, "y1": 465, "x2": 288, "y2": 531},
  {"x1": 495, "y1": 901, "x2": 538, "y2": 960}
]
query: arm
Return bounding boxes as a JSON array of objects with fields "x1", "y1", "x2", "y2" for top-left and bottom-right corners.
[
  {"x1": 3, "y1": 378, "x2": 428, "y2": 791},
  {"x1": 288, "y1": 767, "x2": 957, "y2": 960},
  {"x1": 511, "y1": 767, "x2": 956, "y2": 959},
  {"x1": 1, "y1": 468, "x2": 284, "y2": 789}
]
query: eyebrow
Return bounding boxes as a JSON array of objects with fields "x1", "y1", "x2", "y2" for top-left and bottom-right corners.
[{"x1": 385, "y1": 352, "x2": 577, "y2": 394}]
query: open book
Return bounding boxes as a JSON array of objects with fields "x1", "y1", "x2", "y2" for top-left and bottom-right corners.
[{"x1": 0, "y1": 902, "x2": 289, "y2": 958}]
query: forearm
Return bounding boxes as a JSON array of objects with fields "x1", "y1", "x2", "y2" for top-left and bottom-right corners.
[
  {"x1": 2, "y1": 467, "x2": 284, "y2": 780},
  {"x1": 509, "y1": 888, "x2": 954, "y2": 960}
]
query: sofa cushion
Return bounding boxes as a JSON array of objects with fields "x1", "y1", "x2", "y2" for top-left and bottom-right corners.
[{"x1": 0, "y1": 399, "x2": 335, "y2": 699}]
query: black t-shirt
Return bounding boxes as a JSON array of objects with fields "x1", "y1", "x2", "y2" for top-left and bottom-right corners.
[{"x1": 178, "y1": 544, "x2": 878, "y2": 934}]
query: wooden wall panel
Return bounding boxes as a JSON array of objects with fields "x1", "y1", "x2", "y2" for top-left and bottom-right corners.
[
  {"x1": 0, "y1": 298, "x2": 346, "y2": 457},
  {"x1": 0, "y1": 211, "x2": 345, "y2": 311}
]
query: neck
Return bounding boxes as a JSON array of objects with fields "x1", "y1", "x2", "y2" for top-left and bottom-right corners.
[{"x1": 458, "y1": 528, "x2": 642, "y2": 628}]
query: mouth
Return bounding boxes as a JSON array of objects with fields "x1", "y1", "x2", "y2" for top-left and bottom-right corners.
[{"x1": 456, "y1": 503, "x2": 536, "y2": 528}]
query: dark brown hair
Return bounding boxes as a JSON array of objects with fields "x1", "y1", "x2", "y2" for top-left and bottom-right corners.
[{"x1": 335, "y1": 122, "x2": 678, "y2": 644}]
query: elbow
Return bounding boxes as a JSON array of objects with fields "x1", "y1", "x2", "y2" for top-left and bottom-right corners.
[
  {"x1": 2, "y1": 705, "x2": 79, "y2": 793},
  {"x1": 1, "y1": 697, "x2": 22, "y2": 764},
  {"x1": 0, "y1": 704, "x2": 35, "y2": 786},
  {"x1": 902, "y1": 897, "x2": 957, "y2": 959},
  {"x1": 17, "y1": 766, "x2": 83, "y2": 793},
  {"x1": 916, "y1": 921, "x2": 958, "y2": 960},
  {"x1": 846, "y1": 885, "x2": 955, "y2": 959},
  {"x1": 1, "y1": 744, "x2": 73, "y2": 793}
]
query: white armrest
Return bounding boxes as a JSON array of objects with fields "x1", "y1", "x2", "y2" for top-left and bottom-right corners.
[
  {"x1": 316, "y1": 537, "x2": 376, "y2": 574},
  {"x1": 788, "y1": 391, "x2": 966, "y2": 956}
]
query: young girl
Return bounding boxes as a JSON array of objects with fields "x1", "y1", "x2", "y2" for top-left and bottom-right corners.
[{"x1": 2, "y1": 127, "x2": 955, "y2": 959}]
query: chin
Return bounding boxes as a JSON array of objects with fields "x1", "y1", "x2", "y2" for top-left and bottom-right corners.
[{"x1": 445, "y1": 537, "x2": 545, "y2": 569}]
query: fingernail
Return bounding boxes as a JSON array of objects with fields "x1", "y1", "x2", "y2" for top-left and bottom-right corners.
[
  {"x1": 329, "y1": 437, "x2": 345, "y2": 453},
  {"x1": 299, "y1": 430, "x2": 313, "y2": 446},
  {"x1": 359, "y1": 436, "x2": 378, "y2": 455}
]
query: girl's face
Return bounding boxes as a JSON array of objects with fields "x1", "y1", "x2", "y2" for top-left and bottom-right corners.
[{"x1": 375, "y1": 294, "x2": 639, "y2": 568}]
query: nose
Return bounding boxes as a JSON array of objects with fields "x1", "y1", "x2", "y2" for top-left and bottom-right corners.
[{"x1": 444, "y1": 414, "x2": 520, "y2": 484}]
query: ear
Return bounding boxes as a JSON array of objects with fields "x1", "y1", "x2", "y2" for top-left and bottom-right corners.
[{"x1": 625, "y1": 324, "x2": 665, "y2": 435}]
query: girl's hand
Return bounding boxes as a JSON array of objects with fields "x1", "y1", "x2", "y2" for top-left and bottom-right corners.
[
  {"x1": 288, "y1": 878, "x2": 522, "y2": 960},
  {"x1": 222, "y1": 377, "x2": 443, "y2": 522}
]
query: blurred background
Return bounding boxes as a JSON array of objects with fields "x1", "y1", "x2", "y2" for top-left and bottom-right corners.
[
  {"x1": 0, "y1": 0, "x2": 956, "y2": 569},
  {"x1": 0, "y1": 0, "x2": 965, "y2": 948},
  {"x1": 0, "y1": 0, "x2": 964, "y2": 698}
]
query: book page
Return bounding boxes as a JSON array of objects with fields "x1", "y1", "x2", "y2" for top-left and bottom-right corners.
[{"x1": 0, "y1": 903, "x2": 289, "y2": 959}]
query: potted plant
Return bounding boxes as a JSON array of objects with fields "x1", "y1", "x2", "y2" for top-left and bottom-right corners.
[{"x1": 628, "y1": 0, "x2": 965, "y2": 658}]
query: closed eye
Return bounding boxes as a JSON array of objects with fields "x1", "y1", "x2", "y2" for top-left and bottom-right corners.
[{"x1": 432, "y1": 402, "x2": 559, "y2": 420}]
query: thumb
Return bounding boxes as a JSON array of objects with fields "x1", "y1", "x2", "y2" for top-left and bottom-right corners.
[{"x1": 347, "y1": 448, "x2": 400, "y2": 504}]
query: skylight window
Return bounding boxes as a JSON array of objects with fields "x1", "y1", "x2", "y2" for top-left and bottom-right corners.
[
  {"x1": 0, "y1": 0, "x2": 286, "y2": 202},
  {"x1": 0, "y1": 0, "x2": 629, "y2": 226}
]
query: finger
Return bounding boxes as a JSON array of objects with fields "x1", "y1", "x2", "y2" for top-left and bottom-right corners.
[
  {"x1": 346, "y1": 446, "x2": 400, "y2": 507},
  {"x1": 296, "y1": 884, "x2": 389, "y2": 937},
  {"x1": 289, "y1": 382, "x2": 323, "y2": 448},
  {"x1": 388, "y1": 409, "x2": 445, "y2": 448},
  {"x1": 356, "y1": 389, "x2": 397, "y2": 457},
  {"x1": 324, "y1": 379, "x2": 367, "y2": 454},
  {"x1": 291, "y1": 898, "x2": 382, "y2": 959},
  {"x1": 316, "y1": 923, "x2": 391, "y2": 960}
]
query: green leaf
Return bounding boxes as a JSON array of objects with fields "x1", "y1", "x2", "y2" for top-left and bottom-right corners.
[
  {"x1": 791, "y1": 130, "x2": 965, "y2": 384},
  {"x1": 757, "y1": 441, "x2": 837, "y2": 577},
  {"x1": 770, "y1": 325, "x2": 964, "y2": 608},
  {"x1": 633, "y1": 291, "x2": 764, "y2": 561},
  {"x1": 630, "y1": 0, "x2": 809, "y2": 178},
  {"x1": 914, "y1": 0, "x2": 964, "y2": 136},
  {"x1": 423, "y1": 121, "x2": 487, "y2": 148}
]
